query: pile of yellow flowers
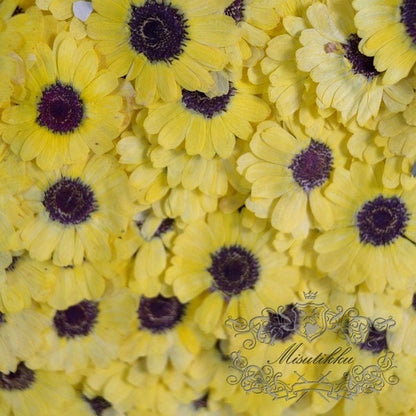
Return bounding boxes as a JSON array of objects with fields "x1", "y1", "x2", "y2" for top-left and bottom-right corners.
[{"x1": 0, "y1": 0, "x2": 415, "y2": 414}]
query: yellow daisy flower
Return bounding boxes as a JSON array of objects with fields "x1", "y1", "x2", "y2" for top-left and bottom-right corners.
[
  {"x1": 165, "y1": 209, "x2": 298, "y2": 336},
  {"x1": 296, "y1": 0, "x2": 414, "y2": 126},
  {"x1": 0, "y1": 306, "x2": 48, "y2": 374},
  {"x1": 0, "y1": 363, "x2": 87, "y2": 414},
  {"x1": 0, "y1": 253, "x2": 56, "y2": 313},
  {"x1": 20, "y1": 155, "x2": 134, "y2": 266},
  {"x1": 238, "y1": 118, "x2": 348, "y2": 235},
  {"x1": 353, "y1": 0, "x2": 416, "y2": 84},
  {"x1": 261, "y1": 0, "x2": 318, "y2": 119},
  {"x1": 1, "y1": 33, "x2": 124, "y2": 170},
  {"x1": 120, "y1": 294, "x2": 215, "y2": 374},
  {"x1": 143, "y1": 79, "x2": 270, "y2": 159},
  {"x1": 128, "y1": 211, "x2": 177, "y2": 297},
  {"x1": 117, "y1": 129, "x2": 219, "y2": 223},
  {"x1": 224, "y1": 0, "x2": 279, "y2": 73},
  {"x1": 47, "y1": 260, "x2": 112, "y2": 310},
  {"x1": 314, "y1": 161, "x2": 416, "y2": 293},
  {"x1": 82, "y1": 360, "x2": 143, "y2": 414},
  {"x1": 378, "y1": 89, "x2": 416, "y2": 158},
  {"x1": 28, "y1": 289, "x2": 137, "y2": 373},
  {"x1": 87, "y1": 0, "x2": 239, "y2": 104}
]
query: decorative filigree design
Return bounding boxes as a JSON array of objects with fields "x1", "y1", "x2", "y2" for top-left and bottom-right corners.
[
  {"x1": 227, "y1": 350, "x2": 398, "y2": 401},
  {"x1": 226, "y1": 303, "x2": 396, "y2": 348}
]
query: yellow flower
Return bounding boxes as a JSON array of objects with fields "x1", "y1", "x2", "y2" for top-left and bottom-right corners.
[
  {"x1": 165, "y1": 209, "x2": 297, "y2": 336},
  {"x1": 0, "y1": 363, "x2": 88, "y2": 414},
  {"x1": 28, "y1": 289, "x2": 137, "y2": 373},
  {"x1": 87, "y1": 0, "x2": 239, "y2": 104},
  {"x1": 353, "y1": 0, "x2": 416, "y2": 84},
  {"x1": 0, "y1": 306, "x2": 49, "y2": 374},
  {"x1": 314, "y1": 161, "x2": 416, "y2": 293},
  {"x1": 0, "y1": 254, "x2": 56, "y2": 313},
  {"x1": 20, "y1": 155, "x2": 134, "y2": 266},
  {"x1": 296, "y1": 0, "x2": 414, "y2": 126},
  {"x1": 117, "y1": 129, "x2": 219, "y2": 223},
  {"x1": 120, "y1": 294, "x2": 215, "y2": 374},
  {"x1": 1, "y1": 33, "x2": 124, "y2": 170},
  {"x1": 143, "y1": 79, "x2": 270, "y2": 159},
  {"x1": 238, "y1": 118, "x2": 348, "y2": 235}
]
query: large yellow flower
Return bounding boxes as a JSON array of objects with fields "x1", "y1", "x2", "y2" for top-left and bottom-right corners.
[
  {"x1": 165, "y1": 209, "x2": 299, "y2": 336},
  {"x1": 143, "y1": 78, "x2": 270, "y2": 159},
  {"x1": 0, "y1": 363, "x2": 87, "y2": 414},
  {"x1": 120, "y1": 293, "x2": 215, "y2": 375},
  {"x1": 296, "y1": 0, "x2": 414, "y2": 126},
  {"x1": 314, "y1": 162, "x2": 416, "y2": 294},
  {"x1": 87, "y1": 0, "x2": 239, "y2": 104},
  {"x1": 19, "y1": 155, "x2": 134, "y2": 266},
  {"x1": 28, "y1": 289, "x2": 137, "y2": 373},
  {"x1": 353, "y1": 0, "x2": 416, "y2": 84},
  {"x1": 1, "y1": 33, "x2": 124, "y2": 170},
  {"x1": 238, "y1": 118, "x2": 348, "y2": 235}
]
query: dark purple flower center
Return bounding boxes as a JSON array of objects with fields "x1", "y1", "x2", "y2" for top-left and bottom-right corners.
[
  {"x1": 401, "y1": 0, "x2": 416, "y2": 44},
  {"x1": 153, "y1": 218, "x2": 174, "y2": 237},
  {"x1": 43, "y1": 177, "x2": 98, "y2": 225},
  {"x1": 0, "y1": 363, "x2": 35, "y2": 391},
  {"x1": 53, "y1": 300, "x2": 98, "y2": 338},
  {"x1": 138, "y1": 294, "x2": 186, "y2": 333},
  {"x1": 359, "y1": 324, "x2": 387, "y2": 353},
  {"x1": 412, "y1": 293, "x2": 416, "y2": 311},
  {"x1": 128, "y1": 1, "x2": 188, "y2": 63},
  {"x1": 37, "y1": 82, "x2": 84, "y2": 134},
  {"x1": 356, "y1": 195, "x2": 409, "y2": 246},
  {"x1": 5, "y1": 256, "x2": 19, "y2": 273},
  {"x1": 181, "y1": 85, "x2": 236, "y2": 119},
  {"x1": 208, "y1": 245, "x2": 260, "y2": 297},
  {"x1": 192, "y1": 393, "x2": 209, "y2": 410},
  {"x1": 12, "y1": 6, "x2": 24, "y2": 16},
  {"x1": 0, "y1": 312, "x2": 5, "y2": 325},
  {"x1": 289, "y1": 139, "x2": 333, "y2": 193},
  {"x1": 265, "y1": 304, "x2": 300, "y2": 341},
  {"x1": 83, "y1": 395, "x2": 112, "y2": 415},
  {"x1": 343, "y1": 34, "x2": 380, "y2": 79},
  {"x1": 225, "y1": 0, "x2": 245, "y2": 23}
]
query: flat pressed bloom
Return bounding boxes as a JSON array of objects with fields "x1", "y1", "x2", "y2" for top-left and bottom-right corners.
[
  {"x1": 165, "y1": 209, "x2": 299, "y2": 335},
  {"x1": 19, "y1": 155, "x2": 133, "y2": 266},
  {"x1": 0, "y1": 306, "x2": 49, "y2": 374},
  {"x1": 0, "y1": 254, "x2": 56, "y2": 313},
  {"x1": 1, "y1": 33, "x2": 124, "y2": 170},
  {"x1": 353, "y1": 0, "x2": 416, "y2": 84},
  {"x1": 296, "y1": 0, "x2": 414, "y2": 126},
  {"x1": 87, "y1": 0, "x2": 239, "y2": 104},
  {"x1": 238, "y1": 119, "x2": 347, "y2": 235},
  {"x1": 120, "y1": 294, "x2": 215, "y2": 374},
  {"x1": 27, "y1": 289, "x2": 137, "y2": 373},
  {"x1": 314, "y1": 162, "x2": 416, "y2": 294},
  {"x1": 143, "y1": 79, "x2": 270, "y2": 159},
  {"x1": 0, "y1": 363, "x2": 87, "y2": 414}
]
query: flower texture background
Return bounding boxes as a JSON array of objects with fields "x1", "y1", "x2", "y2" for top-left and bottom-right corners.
[{"x1": 0, "y1": 0, "x2": 415, "y2": 414}]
